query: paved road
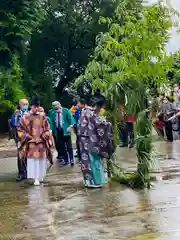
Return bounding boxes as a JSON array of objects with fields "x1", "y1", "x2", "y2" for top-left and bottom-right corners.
[{"x1": 1, "y1": 136, "x2": 180, "y2": 239}]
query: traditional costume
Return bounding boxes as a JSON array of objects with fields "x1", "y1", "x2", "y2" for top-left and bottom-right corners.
[
  {"x1": 78, "y1": 107, "x2": 114, "y2": 188},
  {"x1": 17, "y1": 97, "x2": 53, "y2": 186}
]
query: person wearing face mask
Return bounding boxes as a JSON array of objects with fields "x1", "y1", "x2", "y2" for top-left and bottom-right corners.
[
  {"x1": 48, "y1": 101, "x2": 76, "y2": 166},
  {"x1": 10, "y1": 98, "x2": 29, "y2": 181}
]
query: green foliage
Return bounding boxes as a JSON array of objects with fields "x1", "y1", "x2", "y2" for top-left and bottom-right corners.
[
  {"x1": 76, "y1": 1, "x2": 173, "y2": 89},
  {"x1": 168, "y1": 51, "x2": 180, "y2": 85},
  {"x1": 136, "y1": 110, "x2": 152, "y2": 188},
  {"x1": 75, "y1": 0, "x2": 176, "y2": 188},
  {"x1": 25, "y1": 0, "x2": 120, "y2": 96},
  {"x1": 22, "y1": 73, "x2": 55, "y2": 110},
  {"x1": 0, "y1": 55, "x2": 24, "y2": 112},
  {"x1": 0, "y1": 0, "x2": 122, "y2": 118},
  {"x1": 0, "y1": 0, "x2": 46, "y2": 117},
  {"x1": 109, "y1": 110, "x2": 154, "y2": 189},
  {"x1": 75, "y1": 0, "x2": 174, "y2": 121},
  {"x1": 0, "y1": 0, "x2": 46, "y2": 68}
]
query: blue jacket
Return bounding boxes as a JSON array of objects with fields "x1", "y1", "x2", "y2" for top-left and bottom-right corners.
[
  {"x1": 10, "y1": 110, "x2": 23, "y2": 128},
  {"x1": 10, "y1": 110, "x2": 28, "y2": 144},
  {"x1": 74, "y1": 109, "x2": 82, "y2": 123}
]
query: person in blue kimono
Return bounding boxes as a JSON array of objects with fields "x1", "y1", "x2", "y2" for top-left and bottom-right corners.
[
  {"x1": 10, "y1": 98, "x2": 29, "y2": 181},
  {"x1": 48, "y1": 101, "x2": 76, "y2": 166}
]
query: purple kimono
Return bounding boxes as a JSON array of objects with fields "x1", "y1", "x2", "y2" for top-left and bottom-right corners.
[{"x1": 78, "y1": 107, "x2": 114, "y2": 186}]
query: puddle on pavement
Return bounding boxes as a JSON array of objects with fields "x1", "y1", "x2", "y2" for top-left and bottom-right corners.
[{"x1": 1, "y1": 140, "x2": 180, "y2": 239}]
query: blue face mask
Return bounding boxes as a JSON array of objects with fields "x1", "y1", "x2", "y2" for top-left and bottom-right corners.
[{"x1": 23, "y1": 105, "x2": 28, "y2": 111}]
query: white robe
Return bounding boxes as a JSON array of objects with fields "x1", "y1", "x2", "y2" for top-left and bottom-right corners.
[{"x1": 27, "y1": 158, "x2": 47, "y2": 179}]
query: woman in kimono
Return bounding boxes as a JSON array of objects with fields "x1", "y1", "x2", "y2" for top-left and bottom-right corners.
[
  {"x1": 17, "y1": 97, "x2": 54, "y2": 186},
  {"x1": 78, "y1": 97, "x2": 114, "y2": 188}
]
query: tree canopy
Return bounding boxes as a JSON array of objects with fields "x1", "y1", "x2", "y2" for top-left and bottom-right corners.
[
  {"x1": 0, "y1": 0, "x2": 178, "y2": 120},
  {"x1": 24, "y1": 0, "x2": 120, "y2": 100},
  {"x1": 168, "y1": 51, "x2": 180, "y2": 85},
  {"x1": 75, "y1": 0, "x2": 174, "y2": 114},
  {"x1": 0, "y1": 0, "x2": 46, "y2": 111}
]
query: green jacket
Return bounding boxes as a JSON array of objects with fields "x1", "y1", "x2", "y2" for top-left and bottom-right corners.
[
  {"x1": 48, "y1": 108, "x2": 75, "y2": 136},
  {"x1": 46, "y1": 116, "x2": 53, "y2": 131}
]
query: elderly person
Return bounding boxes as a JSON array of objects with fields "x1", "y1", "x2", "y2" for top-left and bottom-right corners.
[
  {"x1": 10, "y1": 98, "x2": 29, "y2": 181},
  {"x1": 48, "y1": 101, "x2": 76, "y2": 166}
]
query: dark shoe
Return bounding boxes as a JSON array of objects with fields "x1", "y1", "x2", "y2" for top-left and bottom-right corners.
[
  {"x1": 62, "y1": 162, "x2": 69, "y2": 166},
  {"x1": 16, "y1": 176, "x2": 26, "y2": 182},
  {"x1": 71, "y1": 162, "x2": 74, "y2": 167},
  {"x1": 119, "y1": 143, "x2": 128, "y2": 147},
  {"x1": 129, "y1": 141, "x2": 134, "y2": 148}
]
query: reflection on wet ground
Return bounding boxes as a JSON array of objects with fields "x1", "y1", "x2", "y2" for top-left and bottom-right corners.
[{"x1": 1, "y1": 140, "x2": 180, "y2": 239}]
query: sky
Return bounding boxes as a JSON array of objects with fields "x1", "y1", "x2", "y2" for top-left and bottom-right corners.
[
  {"x1": 147, "y1": 0, "x2": 180, "y2": 53},
  {"x1": 166, "y1": 0, "x2": 180, "y2": 53}
]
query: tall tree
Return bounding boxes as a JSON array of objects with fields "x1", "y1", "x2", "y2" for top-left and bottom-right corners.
[
  {"x1": 0, "y1": 0, "x2": 46, "y2": 68},
  {"x1": 75, "y1": 0, "x2": 174, "y2": 188},
  {"x1": 25, "y1": 0, "x2": 120, "y2": 99},
  {"x1": 0, "y1": 0, "x2": 46, "y2": 111},
  {"x1": 168, "y1": 51, "x2": 180, "y2": 84}
]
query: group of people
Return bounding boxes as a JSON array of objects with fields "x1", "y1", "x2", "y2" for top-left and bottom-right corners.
[
  {"x1": 153, "y1": 84, "x2": 180, "y2": 142},
  {"x1": 10, "y1": 97, "x2": 54, "y2": 186},
  {"x1": 118, "y1": 105, "x2": 136, "y2": 148},
  {"x1": 10, "y1": 85, "x2": 180, "y2": 188},
  {"x1": 9, "y1": 91, "x2": 115, "y2": 188}
]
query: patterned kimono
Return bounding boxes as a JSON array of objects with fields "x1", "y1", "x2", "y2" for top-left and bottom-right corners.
[
  {"x1": 78, "y1": 107, "x2": 114, "y2": 187},
  {"x1": 17, "y1": 111, "x2": 53, "y2": 180}
]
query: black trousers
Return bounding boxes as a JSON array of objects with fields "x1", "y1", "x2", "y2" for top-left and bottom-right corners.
[
  {"x1": 17, "y1": 151, "x2": 27, "y2": 178},
  {"x1": 54, "y1": 130, "x2": 62, "y2": 158},
  {"x1": 155, "y1": 127, "x2": 164, "y2": 138},
  {"x1": 54, "y1": 128, "x2": 74, "y2": 164},
  {"x1": 74, "y1": 125, "x2": 81, "y2": 160},
  {"x1": 164, "y1": 121, "x2": 173, "y2": 142},
  {"x1": 177, "y1": 116, "x2": 180, "y2": 134},
  {"x1": 118, "y1": 121, "x2": 134, "y2": 145}
]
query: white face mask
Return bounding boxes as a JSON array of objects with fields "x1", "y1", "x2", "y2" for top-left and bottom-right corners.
[{"x1": 54, "y1": 105, "x2": 61, "y2": 110}]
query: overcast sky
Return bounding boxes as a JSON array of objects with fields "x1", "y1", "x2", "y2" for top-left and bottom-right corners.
[
  {"x1": 166, "y1": 0, "x2": 180, "y2": 53},
  {"x1": 148, "y1": 0, "x2": 180, "y2": 53}
]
